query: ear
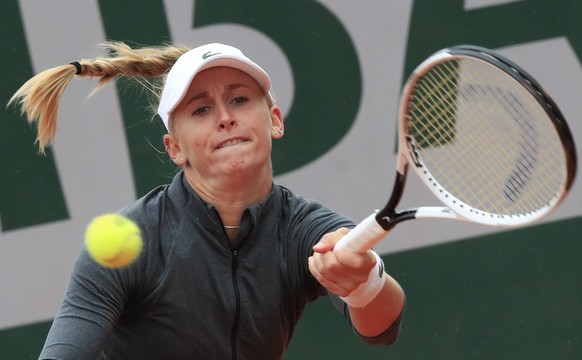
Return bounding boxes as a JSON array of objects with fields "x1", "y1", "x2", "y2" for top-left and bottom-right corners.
[
  {"x1": 163, "y1": 134, "x2": 188, "y2": 166},
  {"x1": 270, "y1": 106, "x2": 284, "y2": 139}
]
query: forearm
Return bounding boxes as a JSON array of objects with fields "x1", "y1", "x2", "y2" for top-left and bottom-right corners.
[
  {"x1": 348, "y1": 274, "x2": 405, "y2": 338},
  {"x1": 39, "y1": 251, "x2": 125, "y2": 359},
  {"x1": 40, "y1": 311, "x2": 110, "y2": 359},
  {"x1": 308, "y1": 228, "x2": 406, "y2": 340}
]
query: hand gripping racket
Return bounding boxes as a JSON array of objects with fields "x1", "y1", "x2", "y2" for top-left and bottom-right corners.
[{"x1": 335, "y1": 45, "x2": 577, "y2": 253}]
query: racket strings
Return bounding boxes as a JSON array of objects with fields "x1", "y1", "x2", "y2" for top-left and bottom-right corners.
[
  {"x1": 407, "y1": 57, "x2": 567, "y2": 217},
  {"x1": 459, "y1": 85, "x2": 559, "y2": 214},
  {"x1": 412, "y1": 63, "x2": 510, "y2": 212},
  {"x1": 411, "y1": 62, "x2": 460, "y2": 148},
  {"x1": 484, "y1": 87, "x2": 542, "y2": 203}
]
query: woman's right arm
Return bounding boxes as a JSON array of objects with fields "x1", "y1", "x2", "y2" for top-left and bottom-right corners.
[{"x1": 38, "y1": 248, "x2": 131, "y2": 359}]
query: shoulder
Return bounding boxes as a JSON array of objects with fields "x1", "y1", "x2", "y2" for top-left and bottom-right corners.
[
  {"x1": 119, "y1": 172, "x2": 189, "y2": 229},
  {"x1": 272, "y1": 184, "x2": 355, "y2": 243},
  {"x1": 274, "y1": 184, "x2": 328, "y2": 212},
  {"x1": 274, "y1": 184, "x2": 354, "y2": 226},
  {"x1": 112, "y1": 173, "x2": 191, "y2": 276}
]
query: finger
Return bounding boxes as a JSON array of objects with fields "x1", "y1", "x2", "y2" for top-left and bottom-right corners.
[
  {"x1": 308, "y1": 256, "x2": 351, "y2": 296},
  {"x1": 334, "y1": 248, "x2": 377, "y2": 271},
  {"x1": 309, "y1": 253, "x2": 364, "y2": 293},
  {"x1": 313, "y1": 227, "x2": 351, "y2": 253}
]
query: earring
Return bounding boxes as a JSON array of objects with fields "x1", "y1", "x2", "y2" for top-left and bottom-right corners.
[{"x1": 274, "y1": 129, "x2": 282, "y2": 136}]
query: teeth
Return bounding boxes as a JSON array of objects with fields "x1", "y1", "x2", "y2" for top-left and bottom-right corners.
[{"x1": 220, "y1": 138, "x2": 245, "y2": 148}]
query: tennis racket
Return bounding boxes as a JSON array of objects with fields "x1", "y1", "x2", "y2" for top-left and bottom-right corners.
[{"x1": 335, "y1": 45, "x2": 577, "y2": 254}]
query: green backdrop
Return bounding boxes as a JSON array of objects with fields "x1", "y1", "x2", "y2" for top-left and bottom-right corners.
[{"x1": 1, "y1": 0, "x2": 581, "y2": 358}]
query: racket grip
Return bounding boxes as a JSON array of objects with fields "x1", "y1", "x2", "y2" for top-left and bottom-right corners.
[{"x1": 334, "y1": 213, "x2": 388, "y2": 253}]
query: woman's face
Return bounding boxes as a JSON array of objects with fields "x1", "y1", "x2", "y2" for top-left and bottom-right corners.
[{"x1": 165, "y1": 66, "x2": 283, "y2": 180}]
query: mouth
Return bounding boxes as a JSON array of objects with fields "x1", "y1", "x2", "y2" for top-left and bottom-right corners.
[{"x1": 215, "y1": 137, "x2": 249, "y2": 150}]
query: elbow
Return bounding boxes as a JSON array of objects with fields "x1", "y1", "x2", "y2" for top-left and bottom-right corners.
[{"x1": 360, "y1": 314, "x2": 403, "y2": 346}]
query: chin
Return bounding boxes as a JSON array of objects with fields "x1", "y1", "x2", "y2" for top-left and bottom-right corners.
[
  {"x1": 226, "y1": 157, "x2": 271, "y2": 176},
  {"x1": 225, "y1": 158, "x2": 248, "y2": 174}
]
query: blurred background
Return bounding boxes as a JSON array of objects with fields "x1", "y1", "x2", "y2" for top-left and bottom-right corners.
[{"x1": 1, "y1": 0, "x2": 581, "y2": 358}]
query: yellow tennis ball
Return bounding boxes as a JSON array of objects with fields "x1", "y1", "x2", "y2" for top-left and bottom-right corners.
[{"x1": 85, "y1": 213, "x2": 143, "y2": 268}]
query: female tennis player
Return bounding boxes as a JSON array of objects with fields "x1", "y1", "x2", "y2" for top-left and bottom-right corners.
[{"x1": 10, "y1": 41, "x2": 405, "y2": 359}]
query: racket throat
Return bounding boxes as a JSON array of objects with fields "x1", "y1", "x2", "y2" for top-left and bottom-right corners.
[
  {"x1": 376, "y1": 209, "x2": 417, "y2": 230},
  {"x1": 375, "y1": 171, "x2": 408, "y2": 231}
]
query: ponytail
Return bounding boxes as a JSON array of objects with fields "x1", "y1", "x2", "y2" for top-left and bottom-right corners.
[{"x1": 8, "y1": 41, "x2": 189, "y2": 153}]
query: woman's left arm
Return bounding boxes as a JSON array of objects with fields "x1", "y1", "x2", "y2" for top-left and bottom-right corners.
[{"x1": 308, "y1": 228, "x2": 405, "y2": 339}]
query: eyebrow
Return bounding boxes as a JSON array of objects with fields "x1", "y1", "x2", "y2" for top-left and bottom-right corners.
[{"x1": 185, "y1": 83, "x2": 248, "y2": 106}]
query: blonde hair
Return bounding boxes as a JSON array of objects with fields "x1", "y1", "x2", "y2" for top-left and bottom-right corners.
[{"x1": 8, "y1": 41, "x2": 189, "y2": 153}]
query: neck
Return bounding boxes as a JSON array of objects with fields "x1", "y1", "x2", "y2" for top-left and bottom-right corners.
[{"x1": 184, "y1": 166, "x2": 273, "y2": 227}]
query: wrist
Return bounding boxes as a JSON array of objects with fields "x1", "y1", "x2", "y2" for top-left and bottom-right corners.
[{"x1": 340, "y1": 250, "x2": 386, "y2": 308}]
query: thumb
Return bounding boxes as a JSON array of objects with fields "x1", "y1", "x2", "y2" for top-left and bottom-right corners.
[
  {"x1": 313, "y1": 228, "x2": 350, "y2": 253},
  {"x1": 312, "y1": 238, "x2": 333, "y2": 253}
]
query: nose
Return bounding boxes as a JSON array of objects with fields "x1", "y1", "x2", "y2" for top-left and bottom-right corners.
[
  {"x1": 216, "y1": 104, "x2": 237, "y2": 130},
  {"x1": 219, "y1": 119, "x2": 237, "y2": 130}
]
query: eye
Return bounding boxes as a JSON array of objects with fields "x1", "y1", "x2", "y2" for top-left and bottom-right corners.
[
  {"x1": 192, "y1": 106, "x2": 210, "y2": 116},
  {"x1": 231, "y1": 96, "x2": 248, "y2": 106}
]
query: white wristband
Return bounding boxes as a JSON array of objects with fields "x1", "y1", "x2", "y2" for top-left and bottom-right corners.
[{"x1": 340, "y1": 250, "x2": 386, "y2": 308}]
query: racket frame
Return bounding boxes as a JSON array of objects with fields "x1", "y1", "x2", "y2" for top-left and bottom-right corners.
[
  {"x1": 384, "y1": 46, "x2": 576, "y2": 228},
  {"x1": 335, "y1": 45, "x2": 577, "y2": 253}
]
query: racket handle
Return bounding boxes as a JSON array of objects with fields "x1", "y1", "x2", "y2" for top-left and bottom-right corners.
[{"x1": 334, "y1": 213, "x2": 388, "y2": 253}]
